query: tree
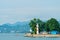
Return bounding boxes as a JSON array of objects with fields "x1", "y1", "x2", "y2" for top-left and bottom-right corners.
[
  {"x1": 45, "y1": 18, "x2": 60, "y2": 32},
  {"x1": 29, "y1": 18, "x2": 44, "y2": 34},
  {"x1": 29, "y1": 18, "x2": 37, "y2": 34},
  {"x1": 37, "y1": 19, "x2": 45, "y2": 32}
]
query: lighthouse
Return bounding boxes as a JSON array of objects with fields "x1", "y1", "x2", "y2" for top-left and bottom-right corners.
[{"x1": 36, "y1": 23, "x2": 39, "y2": 34}]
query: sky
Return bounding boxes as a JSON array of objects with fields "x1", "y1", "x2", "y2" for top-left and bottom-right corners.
[{"x1": 0, "y1": 0, "x2": 60, "y2": 24}]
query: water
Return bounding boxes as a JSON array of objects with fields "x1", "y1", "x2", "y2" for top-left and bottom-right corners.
[{"x1": 0, "y1": 33, "x2": 60, "y2": 40}]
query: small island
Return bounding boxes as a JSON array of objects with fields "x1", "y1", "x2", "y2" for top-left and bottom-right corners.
[{"x1": 25, "y1": 18, "x2": 60, "y2": 37}]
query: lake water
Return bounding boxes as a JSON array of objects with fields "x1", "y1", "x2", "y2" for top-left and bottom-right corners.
[{"x1": 0, "y1": 33, "x2": 60, "y2": 40}]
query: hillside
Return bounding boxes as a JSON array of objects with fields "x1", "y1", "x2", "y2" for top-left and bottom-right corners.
[{"x1": 0, "y1": 21, "x2": 30, "y2": 33}]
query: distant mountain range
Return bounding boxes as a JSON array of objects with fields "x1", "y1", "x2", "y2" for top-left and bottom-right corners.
[{"x1": 0, "y1": 21, "x2": 30, "y2": 33}]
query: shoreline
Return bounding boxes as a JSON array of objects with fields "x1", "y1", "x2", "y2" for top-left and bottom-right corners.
[{"x1": 24, "y1": 33, "x2": 60, "y2": 38}]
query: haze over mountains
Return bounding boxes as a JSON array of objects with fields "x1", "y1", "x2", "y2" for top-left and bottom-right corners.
[{"x1": 0, "y1": 21, "x2": 30, "y2": 33}]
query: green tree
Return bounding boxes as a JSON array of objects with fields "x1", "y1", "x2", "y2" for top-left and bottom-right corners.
[
  {"x1": 29, "y1": 18, "x2": 44, "y2": 34},
  {"x1": 45, "y1": 18, "x2": 60, "y2": 32},
  {"x1": 37, "y1": 19, "x2": 45, "y2": 32},
  {"x1": 29, "y1": 18, "x2": 37, "y2": 34}
]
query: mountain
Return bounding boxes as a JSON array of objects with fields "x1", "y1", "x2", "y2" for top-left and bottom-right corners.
[{"x1": 0, "y1": 21, "x2": 30, "y2": 33}]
